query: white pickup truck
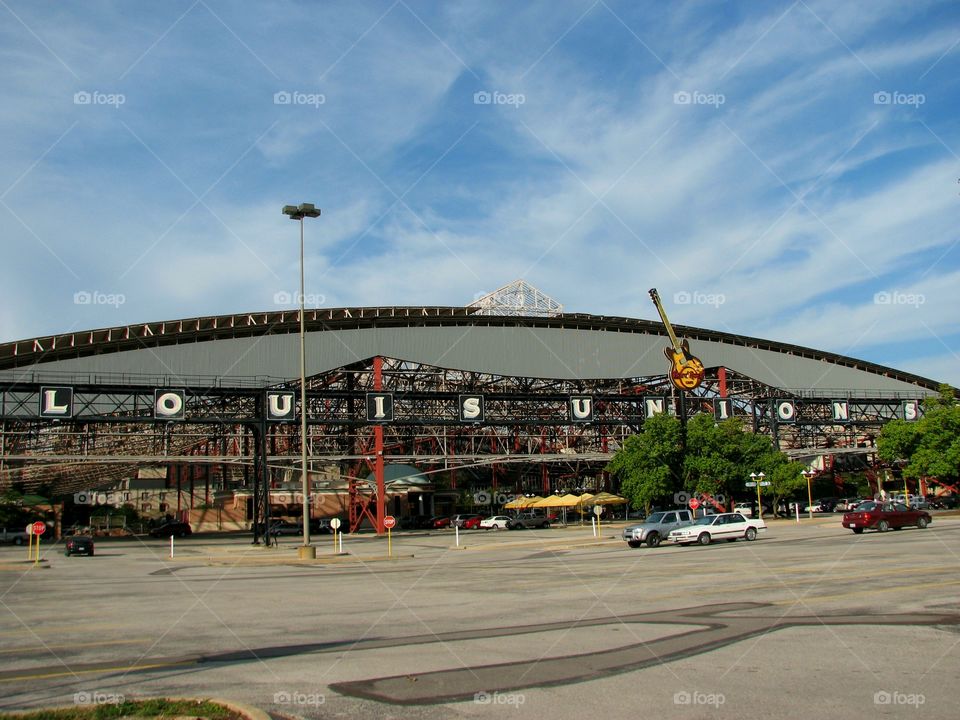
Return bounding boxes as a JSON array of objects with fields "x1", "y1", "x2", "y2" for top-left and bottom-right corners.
[
  {"x1": 0, "y1": 527, "x2": 30, "y2": 545},
  {"x1": 667, "y1": 512, "x2": 766, "y2": 546}
]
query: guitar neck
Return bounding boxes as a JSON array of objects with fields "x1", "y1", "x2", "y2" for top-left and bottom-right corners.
[{"x1": 648, "y1": 289, "x2": 685, "y2": 355}]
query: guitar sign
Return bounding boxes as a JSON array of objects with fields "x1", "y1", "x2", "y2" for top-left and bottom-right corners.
[{"x1": 648, "y1": 288, "x2": 706, "y2": 391}]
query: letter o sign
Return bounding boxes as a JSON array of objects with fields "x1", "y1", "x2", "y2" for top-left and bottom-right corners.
[
  {"x1": 775, "y1": 399, "x2": 796, "y2": 423},
  {"x1": 155, "y1": 390, "x2": 186, "y2": 420}
]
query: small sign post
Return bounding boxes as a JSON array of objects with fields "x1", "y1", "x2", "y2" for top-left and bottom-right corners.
[
  {"x1": 330, "y1": 518, "x2": 342, "y2": 554},
  {"x1": 384, "y1": 515, "x2": 396, "y2": 557}
]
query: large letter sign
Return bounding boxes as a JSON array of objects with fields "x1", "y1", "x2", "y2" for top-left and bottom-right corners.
[
  {"x1": 714, "y1": 398, "x2": 732, "y2": 421},
  {"x1": 902, "y1": 401, "x2": 920, "y2": 421},
  {"x1": 40, "y1": 386, "x2": 73, "y2": 418},
  {"x1": 644, "y1": 396, "x2": 666, "y2": 418},
  {"x1": 155, "y1": 390, "x2": 186, "y2": 420},
  {"x1": 266, "y1": 391, "x2": 296, "y2": 421},
  {"x1": 775, "y1": 400, "x2": 796, "y2": 423},
  {"x1": 569, "y1": 396, "x2": 594, "y2": 423},
  {"x1": 366, "y1": 393, "x2": 394, "y2": 422},
  {"x1": 832, "y1": 401, "x2": 849, "y2": 423},
  {"x1": 459, "y1": 395, "x2": 484, "y2": 423}
]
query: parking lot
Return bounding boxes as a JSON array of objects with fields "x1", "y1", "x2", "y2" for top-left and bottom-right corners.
[{"x1": 1, "y1": 516, "x2": 959, "y2": 719}]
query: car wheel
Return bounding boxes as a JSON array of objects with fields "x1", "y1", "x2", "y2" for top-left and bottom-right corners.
[
  {"x1": 917, "y1": 517, "x2": 928, "y2": 529},
  {"x1": 64, "y1": 550, "x2": 71, "y2": 556},
  {"x1": 745, "y1": 527, "x2": 757, "y2": 541},
  {"x1": 627, "y1": 541, "x2": 642, "y2": 548},
  {"x1": 877, "y1": 520, "x2": 889, "y2": 532},
  {"x1": 646, "y1": 532, "x2": 661, "y2": 548},
  {"x1": 852, "y1": 528, "x2": 864, "y2": 534},
  {"x1": 14, "y1": 537, "x2": 24, "y2": 546},
  {"x1": 697, "y1": 532, "x2": 711, "y2": 546}
]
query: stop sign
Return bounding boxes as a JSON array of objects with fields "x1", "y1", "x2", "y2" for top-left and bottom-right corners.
[
  {"x1": 383, "y1": 515, "x2": 397, "y2": 530},
  {"x1": 30, "y1": 521, "x2": 46, "y2": 535},
  {"x1": 689, "y1": 498, "x2": 701, "y2": 510}
]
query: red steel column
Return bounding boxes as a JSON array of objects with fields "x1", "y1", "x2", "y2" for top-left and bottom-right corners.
[
  {"x1": 719, "y1": 366, "x2": 728, "y2": 398},
  {"x1": 374, "y1": 356, "x2": 385, "y2": 535}
]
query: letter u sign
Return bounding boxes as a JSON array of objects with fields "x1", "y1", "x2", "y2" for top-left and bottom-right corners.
[{"x1": 569, "y1": 396, "x2": 594, "y2": 423}]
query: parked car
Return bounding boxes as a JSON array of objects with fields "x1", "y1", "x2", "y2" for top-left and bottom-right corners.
[
  {"x1": 461, "y1": 515, "x2": 483, "y2": 529},
  {"x1": 428, "y1": 516, "x2": 452, "y2": 529},
  {"x1": 928, "y1": 494, "x2": 959, "y2": 509},
  {"x1": 149, "y1": 521, "x2": 192, "y2": 538},
  {"x1": 451, "y1": 514, "x2": 482, "y2": 529},
  {"x1": 64, "y1": 535, "x2": 95, "y2": 556},
  {"x1": 841, "y1": 501, "x2": 931, "y2": 534},
  {"x1": 399, "y1": 515, "x2": 430, "y2": 530},
  {"x1": 733, "y1": 503, "x2": 754, "y2": 518},
  {"x1": 507, "y1": 513, "x2": 551, "y2": 530},
  {"x1": 0, "y1": 527, "x2": 30, "y2": 545},
  {"x1": 480, "y1": 515, "x2": 511, "y2": 530},
  {"x1": 310, "y1": 518, "x2": 334, "y2": 534},
  {"x1": 622, "y1": 509, "x2": 694, "y2": 548},
  {"x1": 668, "y1": 513, "x2": 766, "y2": 546}
]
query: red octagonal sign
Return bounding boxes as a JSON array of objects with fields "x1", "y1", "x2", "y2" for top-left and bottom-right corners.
[
  {"x1": 383, "y1": 516, "x2": 397, "y2": 530},
  {"x1": 31, "y1": 521, "x2": 46, "y2": 535},
  {"x1": 689, "y1": 498, "x2": 701, "y2": 510}
]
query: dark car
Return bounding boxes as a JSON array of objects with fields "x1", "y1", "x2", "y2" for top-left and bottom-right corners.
[
  {"x1": 399, "y1": 515, "x2": 431, "y2": 530},
  {"x1": 306, "y1": 518, "x2": 333, "y2": 535},
  {"x1": 149, "y1": 521, "x2": 192, "y2": 538},
  {"x1": 841, "y1": 501, "x2": 932, "y2": 534},
  {"x1": 64, "y1": 535, "x2": 95, "y2": 556},
  {"x1": 507, "y1": 513, "x2": 551, "y2": 530}
]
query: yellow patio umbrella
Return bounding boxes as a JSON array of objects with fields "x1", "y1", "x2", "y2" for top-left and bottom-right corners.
[
  {"x1": 504, "y1": 495, "x2": 544, "y2": 509},
  {"x1": 530, "y1": 495, "x2": 565, "y2": 508},
  {"x1": 590, "y1": 492, "x2": 628, "y2": 505}
]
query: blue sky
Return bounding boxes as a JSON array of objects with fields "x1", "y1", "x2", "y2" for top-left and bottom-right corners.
[{"x1": 1, "y1": 0, "x2": 958, "y2": 386}]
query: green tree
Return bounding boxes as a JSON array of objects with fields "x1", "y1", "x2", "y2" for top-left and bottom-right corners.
[
  {"x1": 683, "y1": 415, "x2": 775, "y2": 508},
  {"x1": 605, "y1": 414, "x2": 682, "y2": 513},
  {"x1": 763, "y1": 455, "x2": 808, "y2": 514},
  {"x1": 878, "y1": 384, "x2": 960, "y2": 483}
]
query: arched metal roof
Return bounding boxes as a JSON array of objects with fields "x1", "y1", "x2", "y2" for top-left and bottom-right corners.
[{"x1": 0, "y1": 306, "x2": 940, "y2": 395}]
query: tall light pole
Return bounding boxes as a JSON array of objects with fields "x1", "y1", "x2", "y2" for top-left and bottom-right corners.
[
  {"x1": 801, "y1": 469, "x2": 815, "y2": 519},
  {"x1": 283, "y1": 203, "x2": 320, "y2": 558}
]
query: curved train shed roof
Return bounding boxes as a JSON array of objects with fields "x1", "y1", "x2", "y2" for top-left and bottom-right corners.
[{"x1": 0, "y1": 306, "x2": 939, "y2": 395}]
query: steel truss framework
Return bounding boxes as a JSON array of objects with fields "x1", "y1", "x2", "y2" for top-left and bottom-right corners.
[{"x1": 0, "y1": 358, "x2": 930, "y2": 536}]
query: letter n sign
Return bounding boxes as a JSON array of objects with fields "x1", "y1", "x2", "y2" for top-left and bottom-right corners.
[
  {"x1": 775, "y1": 399, "x2": 796, "y2": 423},
  {"x1": 155, "y1": 390, "x2": 185, "y2": 420},
  {"x1": 266, "y1": 391, "x2": 296, "y2": 421},
  {"x1": 366, "y1": 393, "x2": 394, "y2": 422},
  {"x1": 40, "y1": 386, "x2": 73, "y2": 418},
  {"x1": 459, "y1": 394, "x2": 484, "y2": 423},
  {"x1": 714, "y1": 398, "x2": 732, "y2": 421},
  {"x1": 569, "y1": 396, "x2": 594, "y2": 423}
]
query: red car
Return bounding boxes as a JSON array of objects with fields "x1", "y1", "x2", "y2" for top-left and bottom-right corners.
[
  {"x1": 429, "y1": 516, "x2": 452, "y2": 529},
  {"x1": 461, "y1": 515, "x2": 483, "y2": 529},
  {"x1": 841, "y1": 501, "x2": 932, "y2": 534}
]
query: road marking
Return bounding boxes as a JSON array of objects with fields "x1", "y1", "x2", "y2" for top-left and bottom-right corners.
[
  {"x1": 0, "y1": 660, "x2": 196, "y2": 683},
  {"x1": 0, "y1": 637, "x2": 151, "y2": 654}
]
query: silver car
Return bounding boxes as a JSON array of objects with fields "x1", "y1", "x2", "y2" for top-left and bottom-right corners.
[{"x1": 622, "y1": 509, "x2": 694, "y2": 548}]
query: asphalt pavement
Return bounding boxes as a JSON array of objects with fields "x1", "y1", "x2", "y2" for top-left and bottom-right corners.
[{"x1": 1, "y1": 515, "x2": 958, "y2": 719}]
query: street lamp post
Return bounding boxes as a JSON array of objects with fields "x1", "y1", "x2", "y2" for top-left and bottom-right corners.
[
  {"x1": 801, "y1": 469, "x2": 815, "y2": 519},
  {"x1": 282, "y1": 203, "x2": 321, "y2": 558},
  {"x1": 749, "y1": 472, "x2": 766, "y2": 519}
]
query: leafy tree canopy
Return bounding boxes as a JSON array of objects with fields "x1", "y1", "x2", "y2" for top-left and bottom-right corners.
[{"x1": 877, "y1": 384, "x2": 960, "y2": 481}]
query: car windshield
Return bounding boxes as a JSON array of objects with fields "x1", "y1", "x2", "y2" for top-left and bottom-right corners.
[
  {"x1": 646, "y1": 512, "x2": 666, "y2": 523},
  {"x1": 693, "y1": 515, "x2": 715, "y2": 525},
  {"x1": 856, "y1": 501, "x2": 878, "y2": 511}
]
